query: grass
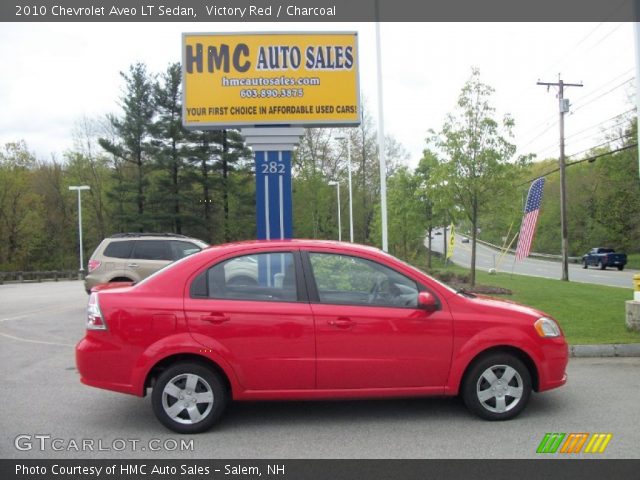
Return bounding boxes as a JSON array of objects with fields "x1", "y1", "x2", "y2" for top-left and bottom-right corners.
[
  {"x1": 625, "y1": 253, "x2": 640, "y2": 270},
  {"x1": 420, "y1": 255, "x2": 640, "y2": 345}
]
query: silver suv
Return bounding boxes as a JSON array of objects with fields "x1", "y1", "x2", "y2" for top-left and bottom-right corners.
[{"x1": 84, "y1": 233, "x2": 208, "y2": 293}]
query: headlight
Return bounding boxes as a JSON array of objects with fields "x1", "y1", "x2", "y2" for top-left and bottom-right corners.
[{"x1": 534, "y1": 317, "x2": 561, "y2": 338}]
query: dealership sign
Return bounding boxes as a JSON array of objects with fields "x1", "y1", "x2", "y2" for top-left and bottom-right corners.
[{"x1": 182, "y1": 32, "x2": 360, "y2": 128}]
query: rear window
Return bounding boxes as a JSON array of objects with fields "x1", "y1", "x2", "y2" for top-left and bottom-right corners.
[
  {"x1": 103, "y1": 241, "x2": 133, "y2": 259},
  {"x1": 171, "y1": 241, "x2": 202, "y2": 260}
]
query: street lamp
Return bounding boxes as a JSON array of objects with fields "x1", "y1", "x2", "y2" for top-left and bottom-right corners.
[
  {"x1": 334, "y1": 134, "x2": 354, "y2": 242},
  {"x1": 69, "y1": 185, "x2": 90, "y2": 278},
  {"x1": 328, "y1": 180, "x2": 342, "y2": 242}
]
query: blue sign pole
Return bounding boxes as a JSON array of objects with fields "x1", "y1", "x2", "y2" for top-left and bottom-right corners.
[
  {"x1": 255, "y1": 150, "x2": 293, "y2": 286},
  {"x1": 255, "y1": 150, "x2": 293, "y2": 241}
]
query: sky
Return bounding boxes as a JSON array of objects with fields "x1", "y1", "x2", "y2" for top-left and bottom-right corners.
[{"x1": 0, "y1": 22, "x2": 635, "y2": 168}]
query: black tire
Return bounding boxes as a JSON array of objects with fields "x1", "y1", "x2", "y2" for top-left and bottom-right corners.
[
  {"x1": 151, "y1": 362, "x2": 227, "y2": 434},
  {"x1": 582, "y1": 260, "x2": 588, "y2": 269},
  {"x1": 599, "y1": 261, "x2": 606, "y2": 270},
  {"x1": 618, "y1": 265, "x2": 624, "y2": 271},
  {"x1": 462, "y1": 353, "x2": 532, "y2": 421}
]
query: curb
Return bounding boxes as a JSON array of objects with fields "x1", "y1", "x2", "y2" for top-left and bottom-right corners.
[{"x1": 570, "y1": 344, "x2": 640, "y2": 357}]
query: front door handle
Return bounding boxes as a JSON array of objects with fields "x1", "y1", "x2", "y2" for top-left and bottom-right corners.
[
  {"x1": 328, "y1": 317, "x2": 355, "y2": 329},
  {"x1": 127, "y1": 263, "x2": 139, "y2": 268},
  {"x1": 201, "y1": 314, "x2": 231, "y2": 324}
]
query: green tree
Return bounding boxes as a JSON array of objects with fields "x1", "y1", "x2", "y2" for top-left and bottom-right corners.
[
  {"x1": 150, "y1": 62, "x2": 191, "y2": 234},
  {"x1": 415, "y1": 149, "x2": 454, "y2": 268},
  {"x1": 99, "y1": 62, "x2": 155, "y2": 231},
  {"x1": 0, "y1": 142, "x2": 45, "y2": 270},
  {"x1": 371, "y1": 167, "x2": 425, "y2": 262},
  {"x1": 429, "y1": 68, "x2": 517, "y2": 285}
]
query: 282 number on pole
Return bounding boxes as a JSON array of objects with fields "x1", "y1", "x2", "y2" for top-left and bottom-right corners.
[{"x1": 261, "y1": 162, "x2": 285, "y2": 174}]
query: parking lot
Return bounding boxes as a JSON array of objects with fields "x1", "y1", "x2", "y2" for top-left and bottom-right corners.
[{"x1": 1, "y1": 281, "x2": 639, "y2": 459}]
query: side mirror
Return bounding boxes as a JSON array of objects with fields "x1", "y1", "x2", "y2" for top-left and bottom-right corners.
[{"x1": 417, "y1": 291, "x2": 438, "y2": 311}]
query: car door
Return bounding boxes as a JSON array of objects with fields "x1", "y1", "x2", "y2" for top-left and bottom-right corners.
[
  {"x1": 305, "y1": 251, "x2": 453, "y2": 391},
  {"x1": 184, "y1": 250, "x2": 316, "y2": 391}
]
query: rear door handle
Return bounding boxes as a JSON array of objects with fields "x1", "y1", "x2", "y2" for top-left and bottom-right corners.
[
  {"x1": 328, "y1": 317, "x2": 355, "y2": 329},
  {"x1": 201, "y1": 314, "x2": 231, "y2": 324},
  {"x1": 127, "y1": 263, "x2": 139, "y2": 268}
]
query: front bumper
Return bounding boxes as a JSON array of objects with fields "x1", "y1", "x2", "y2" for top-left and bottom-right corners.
[{"x1": 537, "y1": 338, "x2": 569, "y2": 392}]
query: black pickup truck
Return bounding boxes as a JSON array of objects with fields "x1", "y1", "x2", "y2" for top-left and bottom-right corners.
[{"x1": 582, "y1": 248, "x2": 627, "y2": 271}]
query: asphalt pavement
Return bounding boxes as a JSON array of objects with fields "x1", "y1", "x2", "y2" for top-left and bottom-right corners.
[
  {"x1": 1, "y1": 281, "x2": 639, "y2": 459},
  {"x1": 427, "y1": 229, "x2": 637, "y2": 289}
]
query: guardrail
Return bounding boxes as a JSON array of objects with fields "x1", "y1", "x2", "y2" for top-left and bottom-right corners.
[
  {"x1": 0, "y1": 270, "x2": 80, "y2": 284},
  {"x1": 473, "y1": 237, "x2": 581, "y2": 263}
]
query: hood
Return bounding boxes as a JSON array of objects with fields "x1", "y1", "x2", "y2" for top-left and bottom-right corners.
[{"x1": 464, "y1": 293, "x2": 548, "y2": 320}]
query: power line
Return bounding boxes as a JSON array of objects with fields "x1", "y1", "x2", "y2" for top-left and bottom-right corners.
[
  {"x1": 524, "y1": 118, "x2": 635, "y2": 161},
  {"x1": 518, "y1": 143, "x2": 638, "y2": 186},
  {"x1": 566, "y1": 132, "x2": 635, "y2": 159},
  {"x1": 565, "y1": 108, "x2": 635, "y2": 141},
  {"x1": 516, "y1": 74, "x2": 633, "y2": 155},
  {"x1": 570, "y1": 68, "x2": 633, "y2": 106},
  {"x1": 516, "y1": 100, "x2": 634, "y2": 161},
  {"x1": 571, "y1": 76, "x2": 634, "y2": 113}
]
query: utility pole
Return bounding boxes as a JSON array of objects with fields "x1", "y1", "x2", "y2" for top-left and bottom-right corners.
[
  {"x1": 537, "y1": 77, "x2": 583, "y2": 281},
  {"x1": 69, "y1": 185, "x2": 91, "y2": 279},
  {"x1": 634, "y1": 23, "x2": 640, "y2": 178}
]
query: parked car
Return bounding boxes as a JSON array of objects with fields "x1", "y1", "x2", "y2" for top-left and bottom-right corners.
[
  {"x1": 84, "y1": 233, "x2": 209, "y2": 293},
  {"x1": 581, "y1": 247, "x2": 627, "y2": 271},
  {"x1": 76, "y1": 240, "x2": 568, "y2": 433},
  {"x1": 461, "y1": 237, "x2": 470, "y2": 244}
]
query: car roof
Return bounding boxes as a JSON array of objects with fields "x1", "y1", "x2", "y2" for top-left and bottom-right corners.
[{"x1": 205, "y1": 239, "x2": 385, "y2": 255}]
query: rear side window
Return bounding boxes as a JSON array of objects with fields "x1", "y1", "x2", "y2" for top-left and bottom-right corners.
[
  {"x1": 131, "y1": 240, "x2": 173, "y2": 261},
  {"x1": 191, "y1": 252, "x2": 297, "y2": 302},
  {"x1": 103, "y1": 241, "x2": 133, "y2": 259}
]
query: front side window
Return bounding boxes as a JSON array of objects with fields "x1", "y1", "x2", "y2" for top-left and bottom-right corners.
[
  {"x1": 309, "y1": 253, "x2": 419, "y2": 307},
  {"x1": 193, "y1": 252, "x2": 297, "y2": 302}
]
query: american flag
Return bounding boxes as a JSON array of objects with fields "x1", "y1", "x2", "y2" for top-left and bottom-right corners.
[{"x1": 515, "y1": 177, "x2": 545, "y2": 261}]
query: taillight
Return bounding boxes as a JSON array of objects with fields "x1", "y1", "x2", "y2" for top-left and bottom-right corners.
[
  {"x1": 88, "y1": 259, "x2": 101, "y2": 272},
  {"x1": 87, "y1": 293, "x2": 107, "y2": 330}
]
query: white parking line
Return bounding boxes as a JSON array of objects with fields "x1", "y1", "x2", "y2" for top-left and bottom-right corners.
[
  {"x1": 0, "y1": 331, "x2": 74, "y2": 347},
  {"x1": 0, "y1": 305, "x2": 81, "y2": 323}
]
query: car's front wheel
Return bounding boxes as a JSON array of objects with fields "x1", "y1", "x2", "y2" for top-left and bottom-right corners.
[
  {"x1": 462, "y1": 353, "x2": 532, "y2": 421},
  {"x1": 582, "y1": 260, "x2": 588, "y2": 269},
  {"x1": 152, "y1": 362, "x2": 227, "y2": 434}
]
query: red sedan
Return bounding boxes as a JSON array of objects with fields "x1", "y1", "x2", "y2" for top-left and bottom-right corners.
[{"x1": 76, "y1": 240, "x2": 568, "y2": 433}]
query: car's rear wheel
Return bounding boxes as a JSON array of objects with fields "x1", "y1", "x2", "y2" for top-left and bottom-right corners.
[
  {"x1": 618, "y1": 265, "x2": 624, "y2": 271},
  {"x1": 582, "y1": 260, "x2": 588, "y2": 269},
  {"x1": 462, "y1": 353, "x2": 531, "y2": 421},
  {"x1": 599, "y1": 261, "x2": 606, "y2": 270},
  {"x1": 152, "y1": 362, "x2": 227, "y2": 434}
]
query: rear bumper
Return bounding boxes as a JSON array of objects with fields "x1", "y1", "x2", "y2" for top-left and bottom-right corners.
[{"x1": 76, "y1": 336, "x2": 140, "y2": 396}]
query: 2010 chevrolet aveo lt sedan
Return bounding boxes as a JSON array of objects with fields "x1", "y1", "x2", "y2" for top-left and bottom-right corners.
[{"x1": 76, "y1": 240, "x2": 568, "y2": 433}]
